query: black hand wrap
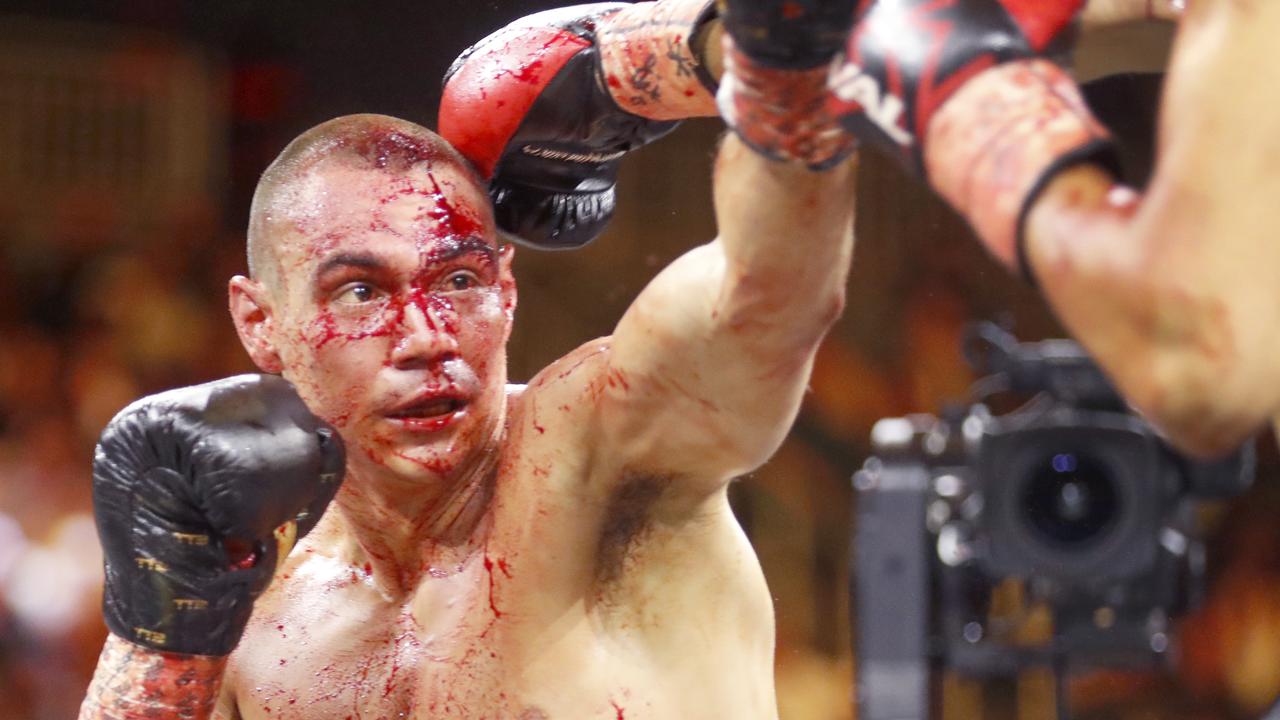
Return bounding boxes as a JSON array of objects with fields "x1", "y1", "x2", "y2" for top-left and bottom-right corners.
[
  {"x1": 718, "y1": 0, "x2": 858, "y2": 69},
  {"x1": 93, "y1": 374, "x2": 344, "y2": 656}
]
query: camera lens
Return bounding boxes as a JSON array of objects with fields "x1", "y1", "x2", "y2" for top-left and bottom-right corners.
[{"x1": 1020, "y1": 452, "x2": 1119, "y2": 546}]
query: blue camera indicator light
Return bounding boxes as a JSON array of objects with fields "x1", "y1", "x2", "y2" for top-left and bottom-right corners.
[{"x1": 1052, "y1": 453, "x2": 1078, "y2": 473}]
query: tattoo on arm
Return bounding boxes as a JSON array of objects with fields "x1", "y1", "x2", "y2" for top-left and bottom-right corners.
[{"x1": 79, "y1": 633, "x2": 228, "y2": 720}]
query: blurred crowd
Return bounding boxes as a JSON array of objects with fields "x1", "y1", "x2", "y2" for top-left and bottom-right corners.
[{"x1": 0, "y1": 185, "x2": 255, "y2": 718}]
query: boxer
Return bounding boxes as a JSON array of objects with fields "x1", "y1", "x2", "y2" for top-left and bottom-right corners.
[{"x1": 78, "y1": 0, "x2": 859, "y2": 717}]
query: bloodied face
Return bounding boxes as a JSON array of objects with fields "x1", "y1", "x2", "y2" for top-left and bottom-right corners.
[{"x1": 240, "y1": 143, "x2": 515, "y2": 482}]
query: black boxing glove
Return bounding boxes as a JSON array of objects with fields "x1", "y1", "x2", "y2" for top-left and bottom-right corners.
[
  {"x1": 715, "y1": 0, "x2": 858, "y2": 168},
  {"x1": 439, "y1": 0, "x2": 718, "y2": 250},
  {"x1": 93, "y1": 374, "x2": 344, "y2": 656},
  {"x1": 828, "y1": 0, "x2": 1118, "y2": 272}
]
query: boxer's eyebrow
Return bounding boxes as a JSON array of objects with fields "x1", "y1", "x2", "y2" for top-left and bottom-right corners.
[
  {"x1": 425, "y1": 236, "x2": 497, "y2": 264},
  {"x1": 314, "y1": 252, "x2": 387, "y2": 282}
]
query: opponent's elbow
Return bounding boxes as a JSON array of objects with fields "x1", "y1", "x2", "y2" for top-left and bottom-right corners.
[
  {"x1": 1117, "y1": 272, "x2": 1269, "y2": 458},
  {"x1": 811, "y1": 283, "x2": 847, "y2": 331},
  {"x1": 1124, "y1": 348, "x2": 1268, "y2": 459}
]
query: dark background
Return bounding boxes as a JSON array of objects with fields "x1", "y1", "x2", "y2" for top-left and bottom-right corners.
[{"x1": 0, "y1": 4, "x2": 1276, "y2": 718}]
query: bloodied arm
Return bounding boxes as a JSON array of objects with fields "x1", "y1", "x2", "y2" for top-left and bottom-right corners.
[
  {"x1": 79, "y1": 635, "x2": 229, "y2": 720},
  {"x1": 600, "y1": 138, "x2": 854, "y2": 486},
  {"x1": 79, "y1": 376, "x2": 343, "y2": 719},
  {"x1": 597, "y1": 1, "x2": 858, "y2": 490},
  {"x1": 1020, "y1": 0, "x2": 1280, "y2": 456}
]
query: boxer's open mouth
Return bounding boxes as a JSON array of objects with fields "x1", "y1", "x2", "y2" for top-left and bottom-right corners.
[{"x1": 387, "y1": 397, "x2": 466, "y2": 419}]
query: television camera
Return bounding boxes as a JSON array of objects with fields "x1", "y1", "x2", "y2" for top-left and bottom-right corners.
[{"x1": 851, "y1": 323, "x2": 1255, "y2": 720}]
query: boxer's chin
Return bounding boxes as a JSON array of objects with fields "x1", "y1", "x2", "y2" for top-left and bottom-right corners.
[{"x1": 357, "y1": 432, "x2": 466, "y2": 484}]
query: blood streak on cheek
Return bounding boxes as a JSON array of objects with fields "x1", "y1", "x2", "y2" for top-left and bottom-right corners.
[
  {"x1": 328, "y1": 409, "x2": 353, "y2": 428},
  {"x1": 306, "y1": 309, "x2": 342, "y2": 350},
  {"x1": 605, "y1": 367, "x2": 631, "y2": 392},
  {"x1": 306, "y1": 303, "x2": 395, "y2": 351}
]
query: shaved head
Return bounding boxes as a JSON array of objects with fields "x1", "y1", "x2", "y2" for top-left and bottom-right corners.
[{"x1": 246, "y1": 114, "x2": 487, "y2": 289}]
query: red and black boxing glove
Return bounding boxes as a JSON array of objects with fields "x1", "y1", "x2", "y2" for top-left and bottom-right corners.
[
  {"x1": 828, "y1": 0, "x2": 1119, "y2": 274},
  {"x1": 439, "y1": 0, "x2": 718, "y2": 250}
]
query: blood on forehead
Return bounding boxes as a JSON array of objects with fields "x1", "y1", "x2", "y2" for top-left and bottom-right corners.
[
  {"x1": 277, "y1": 154, "x2": 495, "y2": 275},
  {"x1": 373, "y1": 169, "x2": 488, "y2": 244}
]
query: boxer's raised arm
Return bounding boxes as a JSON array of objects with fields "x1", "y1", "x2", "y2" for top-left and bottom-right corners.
[
  {"x1": 601, "y1": 139, "x2": 855, "y2": 485},
  {"x1": 598, "y1": 0, "x2": 857, "y2": 489},
  {"x1": 1023, "y1": 0, "x2": 1280, "y2": 456}
]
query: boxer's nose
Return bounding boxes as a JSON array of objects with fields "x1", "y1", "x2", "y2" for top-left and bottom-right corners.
[{"x1": 389, "y1": 294, "x2": 458, "y2": 370}]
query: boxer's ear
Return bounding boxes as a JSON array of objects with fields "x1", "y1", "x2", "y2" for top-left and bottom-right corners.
[
  {"x1": 498, "y1": 244, "x2": 518, "y2": 332},
  {"x1": 229, "y1": 275, "x2": 284, "y2": 374}
]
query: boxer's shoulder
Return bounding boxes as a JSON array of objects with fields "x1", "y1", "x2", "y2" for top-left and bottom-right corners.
[{"x1": 506, "y1": 336, "x2": 615, "y2": 446}]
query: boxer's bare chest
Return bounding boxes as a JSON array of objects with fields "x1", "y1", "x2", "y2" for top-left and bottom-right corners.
[
  {"x1": 224, "y1": 488, "x2": 774, "y2": 720},
  {"x1": 227, "y1": 548, "x2": 528, "y2": 719}
]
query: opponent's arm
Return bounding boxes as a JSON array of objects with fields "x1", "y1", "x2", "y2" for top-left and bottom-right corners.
[
  {"x1": 830, "y1": 0, "x2": 1274, "y2": 455},
  {"x1": 78, "y1": 376, "x2": 343, "y2": 720},
  {"x1": 1023, "y1": 0, "x2": 1280, "y2": 456},
  {"x1": 600, "y1": 0, "x2": 857, "y2": 488}
]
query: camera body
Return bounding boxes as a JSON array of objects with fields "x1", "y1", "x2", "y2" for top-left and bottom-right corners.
[{"x1": 852, "y1": 327, "x2": 1254, "y2": 720}]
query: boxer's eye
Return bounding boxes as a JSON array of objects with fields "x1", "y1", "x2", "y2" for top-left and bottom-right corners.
[
  {"x1": 333, "y1": 282, "x2": 380, "y2": 305},
  {"x1": 441, "y1": 270, "x2": 480, "y2": 293}
]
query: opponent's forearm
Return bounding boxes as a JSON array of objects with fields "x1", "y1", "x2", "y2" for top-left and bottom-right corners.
[
  {"x1": 79, "y1": 633, "x2": 227, "y2": 720},
  {"x1": 1025, "y1": 165, "x2": 1259, "y2": 456}
]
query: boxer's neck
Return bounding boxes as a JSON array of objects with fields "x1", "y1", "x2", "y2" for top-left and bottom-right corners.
[{"x1": 329, "y1": 425, "x2": 504, "y2": 596}]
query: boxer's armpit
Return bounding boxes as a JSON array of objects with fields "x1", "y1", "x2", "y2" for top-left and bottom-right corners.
[{"x1": 79, "y1": 633, "x2": 227, "y2": 720}]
